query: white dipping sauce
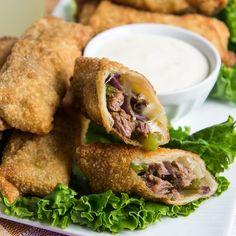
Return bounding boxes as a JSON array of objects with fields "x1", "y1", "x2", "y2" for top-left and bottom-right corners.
[{"x1": 92, "y1": 34, "x2": 209, "y2": 94}]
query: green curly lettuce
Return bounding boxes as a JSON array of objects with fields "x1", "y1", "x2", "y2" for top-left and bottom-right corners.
[
  {"x1": 219, "y1": 0, "x2": 236, "y2": 51},
  {"x1": 210, "y1": 0, "x2": 236, "y2": 104},
  {"x1": 84, "y1": 121, "x2": 122, "y2": 144},
  {"x1": 210, "y1": 65, "x2": 236, "y2": 105},
  {"x1": 166, "y1": 116, "x2": 236, "y2": 175},
  {"x1": 1, "y1": 117, "x2": 235, "y2": 233},
  {"x1": 0, "y1": 178, "x2": 229, "y2": 233}
]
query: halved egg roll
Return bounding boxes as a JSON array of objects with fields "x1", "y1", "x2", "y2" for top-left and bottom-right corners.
[
  {"x1": 76, "y1": 144, "x2": 217, "y2": 205},
  {"x1": 71, "y1": 57, "x2": 169, "y2": 149},
  {"x1": 0, "y1": 37, "x2": 17, "y2": 69}
]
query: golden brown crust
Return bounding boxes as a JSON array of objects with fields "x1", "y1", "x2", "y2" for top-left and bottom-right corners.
[
  {"x1": 0, "y1": 173, "x2": 20, "y2": 203},
  {"x1": 0, "y1": 111, "x2": 78, "y2": 203},
  {"x1": 77, "y1": 144, "x2": 139, "y2": 193},
  {"x1": 72, "y1": 57, "x2": 103, "y2": 124},
  {"x1": 76, "y1": 144, "x2": 217, "y2": 205},
  {"x1": 112, "y1": 0, "x2": 228, "y2": 15},
  {"x1": 76, "y1": 0, "x2": 101, "y2": 24},
  {"x1": 76, "y1": 114, "x2": 91, "y2": 145},
  {"x1": 89, "y1": 1, "x2": 235, "y2": 66},
  {"x1": 187, "y1": 0, "x2": 228, "y2": 15},
  {"x1": 0, "y1": 37, "x2": 17, "y2": 69},
  {"x1": 71, "y1": 57, "x2": 169, "y2": 147},
  {"x1": 0, "y1": 16, "x2": 94, "y2": 134}
]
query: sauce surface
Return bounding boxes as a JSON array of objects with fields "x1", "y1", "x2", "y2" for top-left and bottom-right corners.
[{"x1": 91, "y1": 34, "x2": 209, "y2": 94}]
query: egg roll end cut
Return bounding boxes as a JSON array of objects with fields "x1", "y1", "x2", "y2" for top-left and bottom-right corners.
[
  {"x1": 0, "y1": 37, "x2": 17, "y2": 69},
  {"x1": 76, "y1": 144, "x2": 218, "y2": 205},
  {"x1": 71, "y1": 57, "x2": 169, "y2": 149},
  {"x1": 0, "y1": 16, "x2": 93, "y2": 134}
]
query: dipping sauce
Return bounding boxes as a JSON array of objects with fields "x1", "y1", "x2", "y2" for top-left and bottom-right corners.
[{"x1": 91, "y1": 34, "x2": 209, "y2": 94}]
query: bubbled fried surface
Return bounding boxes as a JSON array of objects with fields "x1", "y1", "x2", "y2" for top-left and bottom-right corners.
[
  {"x1": 76, "y1": 144, "x2": 141, "y2": 193},
  {"x1": 0, "y1": 37, "x2": 17, "y2": 69},
  {"x1": 0, "y1": 175, "x2": 20, "y2": 203},
  {"x1": 0, "y1": 16, "x2": 93, "y2": 134},
  {"x1": 187, "y1": 0, "x2": 228, "y2": 15},
  {"x1": 0, "y1": 111, "x2": 78, "y2": 203},
  {"x1": 76, "y1": 0, "x2": 101, "y2": 24},
  {"x1": 89, "y1": 1, "x2": 235, "y2": 67},
  {"x1": 112, "y1": 0, "x2": 228, "y2": 15}
]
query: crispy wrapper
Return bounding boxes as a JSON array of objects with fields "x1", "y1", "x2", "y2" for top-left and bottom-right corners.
[
  {"x1": 89, "y1": 1, "x2": 236, "y2": 67},
  {"x1": 76, "y1": 0, "x2": 101, "y2": 24},
  {"x1": 76, "y1": 144, "x2": 218, "y2": 205},
  {"x1": 0, "y1": 110, "x2": 79, "y2": 203},
  {"x1": 0, "y1": 37, "x2": 17, "y2": 69},
  {"x1": 113, "y1": 0, "x2": 228, "y2": 15},
  {"x1": 71, "y1": 57, "x2": 169, "y2": 147},
  {"x1": 0, "y1": 16, "x2": 93, "y2": 134},
  {"x1": 0, "y1": 37, "x2": 18, "y2": 131}
]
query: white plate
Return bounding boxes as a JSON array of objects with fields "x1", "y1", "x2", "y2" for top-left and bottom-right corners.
[
  {"x1": 1, "y1": 1, "x2": 236, "y2": 236},
  {"x1": 1, "y1": 100, "x2": 236, "y2": 236}
]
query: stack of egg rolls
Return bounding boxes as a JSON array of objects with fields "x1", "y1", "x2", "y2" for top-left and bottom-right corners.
[
  {"x1": 73, "y1": 57, "x2": 218, "y2": 205},
  {"x1": 0, "y1": 12, "x2": 218, "y2": 206},
  {"x1": 0, "y1": 17, "x2": 93, "y2": 202}
]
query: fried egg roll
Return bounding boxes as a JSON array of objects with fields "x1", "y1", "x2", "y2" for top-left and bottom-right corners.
[
  {"x1": 0, "y1": 110, "x2": 79, "y2": 203},
  {"x1": 0, "y1": 16, "x2": 93, "y2": 134},
  {"x1": 71, "y1": 57, "x2": 169, "y2": 149},
  {"x1": 112, "y1": 0, "x2": 228, "y2": 15},
  {"x1": 89, "y1": 1, "x2": 236, "y2": 67},
  {"x1": 76, "y1": 144, "x2": 218, "y2": 205}
]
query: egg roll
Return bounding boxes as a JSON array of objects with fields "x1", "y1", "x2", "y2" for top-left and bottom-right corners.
[
  {"x1": 71, "y1": 57, "x2": 169, "y2": 149},
  {"x1": 76, "y1": 144, "x2": 218, "y2": 205},
  {"x1": 112, "y1": 0, "x2": 228, "y2": 15},
  {"x1": 0, "y1": 110, "x2": 79, "y2": 203},
  {"x1": 89, "y1": 1, "x2": 236, "y2": 67},
  {"x1": 0, "y1": 16, "x2": 93, "y2": 134}
]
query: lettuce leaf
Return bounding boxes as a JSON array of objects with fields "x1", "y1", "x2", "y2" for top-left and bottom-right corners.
[
  {"x1": 210, "y1": 0, "x2": 236, "y2": 104},
  {"x1": 210, "y1": 65, "x2": 236, "y2": 105},
  {"x1": 1, "y1": 117, "x2": 235, "y2": 233},
  {"x1": 166, "y1": 116, "x2": 236, "y2": 175},
  {"x1": 1, "y1": 177, "x2": 228, "y2": 233},
  {"x1": 84, "y1": 122, "x2": 122, "y2": 144},
  {"x1": 219, "y1": 0, "x2": 236, "y2": 51}
]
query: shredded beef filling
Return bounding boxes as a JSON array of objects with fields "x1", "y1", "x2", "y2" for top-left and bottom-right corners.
[
  {"x1": 111, "y1": 110, "x2": 135, "y2": 138},
  {"x1": 106, "y1": 73, "x2": 151, "y2": 138},
  {"x1": 139, "y1": 161, "x2": 197, "y2": 200},
  {"x1": 107, "y1": 88, "x2": 124, "y2": 112}
]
